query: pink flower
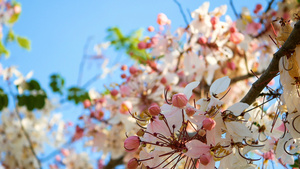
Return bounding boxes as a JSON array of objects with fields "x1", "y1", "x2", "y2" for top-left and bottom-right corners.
[
  {"x1": 229, "y1": 32, "x2": 244, "y2": 44},
  {"x1": 157, "y1": 13, "x2": 170, "y2": 25},
  {"x1": 185, "y1": 140, "x2": 210, "y2": 158},
  {"x1": 202, "y1": 118, "x2": 216, "y2": 130},
  {"x1": 124, "y1": 136, "x2": 140, "y2": 152},
  {"x1": 120, "y1": 85, "x2": 131, "y2": 96},
  {"x1": 119, "y1": 101, "x2": 132, "y2": 114},
  {"x1": 148, "y1": 104, "x2": 161, "y2": 116},
  {"x1": 172, "y1": 93, "x2": 188, "y2": 108},
  {"x1": 227, "y1": 61, "x2": 236, "y2": 70}
]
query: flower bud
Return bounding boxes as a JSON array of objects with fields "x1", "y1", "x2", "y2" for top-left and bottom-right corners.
[
  {"x1": 127, "y1": 158, "x2": 139, "y2": 169},
  {"x1": 110, "y1": 89, "x2": 118, "y2": 96},
  {"x1": 148, "y1": 105, "x2": 161, "y2": 116},
  {"x1": 198, "y1": 36, "x2": 207, "y2": 45},
  {"x1": 172, "y1": 93, "x2": 188, "y2": 108},
  {"x1": 129, "y1": 66, "x2": 138, "y2": 75},
  {"x1": 186, "y1": 107, "x2": 196, "y2": 116},
  {"x1": 121, "y1": 65, "x2": 127, "y2": 71},
  {"x1": 202, "y1": 118, "x2": 216, "y2": 131},
  {"x1": 138, "y1": 41, "x2": 147, "y2": 49},
  {"x1": 157, "y1": 13, "x2": 169, "y2": 25},
  {"x1": 148, "y1": 26, "x2": 155, "y2": 32},
  {"x1": 227, "y1": 61, "x2": 236, "y2": 70},
  {"x1": 124, "y1": 136, "x2": 140, "y2": 152},
  {"x1": 200, "y1": 154, "x2": 211, "y2": 166},
  {"x1": 229, "y1": 32, "x2": 244, "y2": 44},
  {"x1": 83, "y1": 100, "x2": 91, "y2": 108}
]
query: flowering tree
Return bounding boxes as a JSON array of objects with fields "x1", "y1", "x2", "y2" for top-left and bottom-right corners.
[{"x1": 1, "y1": 0, "x2": 300, "y2": 168}]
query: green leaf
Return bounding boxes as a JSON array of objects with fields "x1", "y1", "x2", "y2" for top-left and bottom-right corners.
[
  {"x1": 17, "y1": 36, "x2": 31, "y2": 50},
  {"x1": 298, "y1": 0, "x2": 300, "y2": 3},
  {"x1": 0, "y1": 42, "x2": 10, "y2": 58},
  {"x1": 49, "y1": 74, "x2": 65, "y2": 95},
  {"x1": 6, "y1": 29, "x2": 15, "y2": 43},
  {"x1": 8, "y1": 13, "x2": 20, "y2": 24},
  {"x1": 28, "y1": 80, "x2": 41, "y2": 90}
]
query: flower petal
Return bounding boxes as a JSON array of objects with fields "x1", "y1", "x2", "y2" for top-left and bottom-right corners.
[
  {"x1": 209, "y1": 76, "x2": 230, "y2": 96},
  {"x1": 184, "y1": 81, "x2": 200, "y2": 100},
  {"x1": 227, "y1": 102, "x2": 249, "y2": 116}
]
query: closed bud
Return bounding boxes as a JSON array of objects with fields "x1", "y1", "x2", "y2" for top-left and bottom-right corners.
[
  {"x1": 200, "y1": 154, "x2": 211, "y2": 166},
  {"x1": 83, "y1": 100, "x2": 91, "y2": 108},
  {"x1": 172, "y1": 93, "x2": 188, "y2": 108},
  {"x1": 110, "y1": 89, "x2": 118, "y2": 96},
  {"x1": 148, "y1": 105, "x2": 161, "y2": 116},
  {"x1": 198, "y1": 36, "x2": 207, "y2": 45},
  {"x1": 129, "y1": 66, "x2": 138, "y2": 75},
  {"x1": 124, "y1": 136, "x2": 140, "y2": 152},
  {"x1": 138, "y1": 41, "x2": 147, "y2": 49},
  {"x1": 202, "y1": 118, "x2": 216, "y2": 131},
  {"x1": 127, "y1": 158, "x2": 139, "y2": 169},
  {"x1": 186, "y1": 107, "x2": 196, "y2": 116}
]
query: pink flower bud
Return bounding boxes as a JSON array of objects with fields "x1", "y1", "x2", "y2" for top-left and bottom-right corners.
[
  {"x1": 221, "y1": 67, "x2": 228, "y2": 75},
  {"x1": 199, "y1": 154, "x2": 211, "y2": 166},
  {"x1": 255, "y1": 4, "x2": 262, "y2": 11},
  {"x1": 110, "y1": 89, "x2": 118, "y2": 96},
  {"x1": 186, "y1": 107, "x2": 196, "y2": 116},
  {"x1": 229, "y1": 26, "x2": 237, "y2": 33},
  {"x1": 127, "y1": 158, "x2": 139, "y2": 169},
  {"x1": 148, "y1": 26, "x2": 155, "y2": 32},
  {"x1": 121, "y1": 73, "x2": 127, "y2": 79},
  {"x1": 138, "y1": 41, "x2": 147, "y2": 49},
  {"x1": 120, "y1": 101, "x2": 132, "y2": 114},
  {"x1": 160, "y1": 77, "x2": 167, "y2": 84},
  {"x1": 198, "y1": 36, "x2": 207, "y2": 45},
  {"x1": 210, "y1": 17, "x2": 218, "y2": 26},
  {"x1": 202, "y1": 118, "x2": 216, "y2": 130},
  {"x1": 83, "y1": 100, "x2": 91, "y2": 108},
  {"x1": 129, "y1": 66, "x2": 138, "y2": 75},
  {"x1": 148, "y1": 104, "x2": 161, "y2": 116},
  {"x1": 229, "y1": 32, "x2": 244, "y2": 44},
  {"x1": 124, "y1": 136, "x2": 140, "y2": 152},
  {"x1": 157, "y1": 13, "x2": 169, "y2": 25},
  {"x1": 172, "y1": 93, "x2": 188, "y2": 108},
  {"x1": 121, "y1": 65, "x2": 127, "y2": 71},
  {"x1": 227, "y1": 61, "x2": 236, "y2": 70}
]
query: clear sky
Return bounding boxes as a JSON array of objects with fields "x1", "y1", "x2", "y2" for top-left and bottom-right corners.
[{"x1": 2, "y1": 0, "x2": 279, "y2": 168}]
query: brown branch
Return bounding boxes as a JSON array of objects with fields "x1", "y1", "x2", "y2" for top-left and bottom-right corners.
[
  {"x1": 104, "y1": 156, "x2": 124, "y2": 169},
  {"x1": 7, "y1": 83, "x2": 42, "y2": 169},
  {"x1": 240, "y1": 20, "x2": 300, "y2": 105}
]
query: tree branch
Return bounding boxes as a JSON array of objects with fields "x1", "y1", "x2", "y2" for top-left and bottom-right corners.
[
  {"x1": 173, "y1": 0, "x2": 189, "y2": 26},
  {"x1": 229, "y1": 0, "x2": 239, "y2": 19},
  {"x1": 240, "y1": 20, "x2": 300, "y2": 105},
  {"x1": 104, "y1": 156, "x2": 124, "y2": 169}
]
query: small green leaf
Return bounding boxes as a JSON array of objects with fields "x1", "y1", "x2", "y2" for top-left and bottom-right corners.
[
  {"x1": 0, "y1": 42, "x2": 10, "y2": 58},
  {"x1": 17, "y1": 36, "x2": 31, "y2": 50},
  {"x1": 6, "y1": 29, "x2": 15, "y2": 43},
  {"x1": 8, "y1": 13, "x2": 20, "y2": 24}
]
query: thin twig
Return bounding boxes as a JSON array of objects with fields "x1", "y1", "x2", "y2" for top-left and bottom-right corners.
[
  {"x1": 173, "y1": 0, "x2": 189, "y2": 26},
  {"x1": 7, "y1": 82, "x2": 42, "y2": 169},
  {"x1": 77, "y1": 36, "x2": 93, "y2": 86},
  {"x1": 241, "y1": 20, "x2": 300, "y2": 105},
  {"x1": 229, "y1": 0, "x2": 239, "y2": 19}
]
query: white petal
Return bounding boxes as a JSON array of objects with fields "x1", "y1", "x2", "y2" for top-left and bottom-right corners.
[
  {"x1": 227, "y1": 102, "x2": 249, "y2": 116},
  {"x1": 184, "y1": 81, "x2": 200, "y2": 100},
  {"x1": 210, "y1": 76, "x2": 231, "y2": 96}
]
